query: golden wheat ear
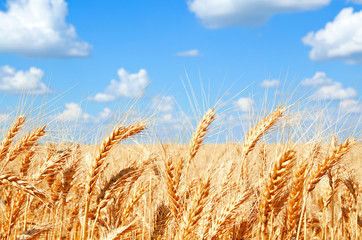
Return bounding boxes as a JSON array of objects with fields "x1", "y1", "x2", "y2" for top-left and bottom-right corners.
[
  {"x1": 151, "y1": 203, "x2": 170, "y2": 240},
  {"x1": 286, "y1": 161, "x2": 308, "y2": 239},
  {"x1": 307, "y1": 137, "x2": 357, "y2": 193},
  {"x1": 0, "y1": 115, "x2": 26, "y2": 163},
  {"x1": 0, "y1": 174, "x2": 49, "y2": 203},
  {"x1": 16, "y1": 224, "x2": 52, "y2": 240},
  {"x1": 184, "y1": 108, "x2": 215, "y2": 177},
  {"x1": 242, "y1": 106, "x2": 285, "y2": 157},
  {"x1": 176, "y1": 177, "x2": 211, "y2": 240},
  {"x1": 223, "y1": 106, "x2": 285, "y2": 191},
  {"x1": 207, "y1": 190, "x2": 252, "y2": 239},
  {"x1": 259, "y1": 148, "x2": 296, "y2": 240},
  {"x1": 101, "y1": 221, "x2": 137, "y2": 240},
  {"x1": 88, "y1": 121, "x2": 146, "y2": 197},
  {"x1": 82, "y1": 121, "x2": 146, "y2": 240},
  {"x1": 1, "y1": 125, "x2": 46, "y2": 171}
]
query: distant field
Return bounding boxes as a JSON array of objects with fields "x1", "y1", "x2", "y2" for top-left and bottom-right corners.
[{"x1": 0, "y1": 107, "x2": 361, "y2": 239}]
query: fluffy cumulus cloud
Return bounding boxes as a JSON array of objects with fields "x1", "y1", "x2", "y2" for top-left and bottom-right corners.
[
  {"x1": 0, "y1": 114, "x2": 10, "y2": 122},
  {"x1": 188, "y1": 0, "x2": 330, "y2": 28},
  {"x1": 301, "y1": 72, "x2": 333, "y2": 86},
  {"x1": 302, "y1": 72, "x2": 357, "y2": 101},
  {"x1": 302, "y1": 8, "x2": 362, "y2": 64},
  {"x1": 0, "y1": 65, "x2": 50, "y2": 94},
  {"x1": 339, "y1": 99, "x2": 362, "y2": 113},
  {"x1": 151, "y1": 95, "x2": 179, "y2": 124},
  {"x1": 152, "y1": 96, "x2": 175, "y2": 112},
  {"x1": 90, "y1": 68, "x2": 150, "y2": 102},
  {"x1": 159, "y1": 113, "x2": 175, "y2": 123},
  {"x1": 314, "y1": 82, "x2": 357, "y2": 100},
  {"x1": 176, "y1": 49, "x2": 201, "y2": 57},
  {"x1": 57, "y1": 103, "x2": 90, "y2": 122},
  {"x1": 0, "y1": 0, "x2": 92, "y2": 57},
  {"x1": 235, "y1": 97, "x2": 254, "y2": 112},
  {"x1": 57, "y1": 102, "x2": 111, "y2": 122},
  {"x1": 260, "y1": 79, "x2": 280, "y2": 88}
]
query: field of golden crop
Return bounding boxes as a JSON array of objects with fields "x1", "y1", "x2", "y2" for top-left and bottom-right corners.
[{"x1": 0, "y1": 106, "x2": 360, "y2": 239}]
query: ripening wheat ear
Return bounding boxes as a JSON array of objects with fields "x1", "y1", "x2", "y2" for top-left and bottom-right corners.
[
  {"x1": 223, "y1": 107, "x2": 285, "y2": 190},
  {"x1": 82, "y1": 121, "x2": 146, "y2": 240},
  {"x1": 0, "y1": 174, "x2": 48, "y2": 203},
  {"x1": 88, "y1": 121, "x2": 146, "y2": 196},
  {"x1": 101, "y1": 221, "x2": 137, "y2": 240},
  {"x1": 176, "y1": 177, "x2": 211, "y2": 240},
  {"x1": 164, "y1": 156, "x2": 182, "y2": 220},
  {"x1": 286, "y1": 144, "x2": 320, "y2": 239},
  {"x1": 286, "y1": 161, "x2": 308, "y2": 239},
  {"x1": 0, "y1": 116, "x2": 26, "y2": 163},
  {"x1": 184, "y1": 108, "x2": 215, "y2": 177},
  {"x1": 206, "y1": 190, "x2": 252, "y2": 239},
  {"x1": 20, "y1": 145, "x2": 36, "y2": 177},
  {"x1": 307, "y1": 137, "x2": 357, "y2": 193},
  {"x1": 16, "y1": 224, "x2": 52, "y2": 240},
  {"x1": 242, "y1": 106, "x2": 285, "y2": 157},
  {"x1": 121, "y1": 184, "x2": 150, "y2": 221},
  {"x1": 1, "y1": 125, "x2": 46, "y2": 171},
  {"x1": 96, "y1": 167, "x2": 136, "y2": 204},
  {"x1": 239, "y1": 106, "x2": 285, "y2": 180},
  {"x1": 259, "y1": 148, "x2": 296, "y2": 240},
  {"x1": 151, "y1": 203, "x2": 170, "y2": 240},
  {"x1": 32, "y1": 150, "x2": 70, "y2": 183}
]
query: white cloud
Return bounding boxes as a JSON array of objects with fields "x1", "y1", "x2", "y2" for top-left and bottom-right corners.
[
  {"x1": 152, "y1": 96, "x2": 175, "y2": 112},
  {"x1": 188, "y1": 0, "x2": 330, "y2": 28},
  {"x1": 176, "y1": 49, "x2": 201, "y2": 57},
  {"x1": 57, "y1": 102, "x2": 111, "y2": 122},
  {"x1": 0, "y1": 0, "x2": 92, "y2": 57},
  {"x1": 260, "y1": 79, "x2": 280, "y2": 88},
  {"x1": 97, "y1": 108, "x2": 112, "y2": 120},
  {"x1": 159, "y1": 113, "x2": 175, "y2": 123},
  {"x1": 301, "y1": 72, "x2": 333, "y2": 86},
  {"x1": 302, "y1": 72, "x2": 358, "y2": 101},
  {"x1": 302, "y1": 7, "x2": 362, "y2": 64},
  {"x1": 339, "y1": 99, "x2": 362, "y2": 113},
  {"x1": 0, "y1": 65, "x2": 50, "y2": 94},
  {"x1": 235, "y1": 97, "x2": 254, "y2": 112},
  {"x1": 57, "y1": 103, "x2": 91, "y2": 122},
  {"x1": 90, "y1": 68, "x2": 150, "y2": 102},
  {"x1": 314, "y1": 82, "x2": 357, "y2": 100},
  {"x1": 0, "y1": 114, "x2": 10, "y2": 122}
]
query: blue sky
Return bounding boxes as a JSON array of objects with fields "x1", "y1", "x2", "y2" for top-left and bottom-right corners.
[{"x1": 0, "y1": 0, "x2": 361, "y2": 141}]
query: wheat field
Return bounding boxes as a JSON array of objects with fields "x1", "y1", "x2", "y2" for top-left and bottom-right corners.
[{"x1": 0, "y1": 106, "x2": 360, "y2": 240}]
